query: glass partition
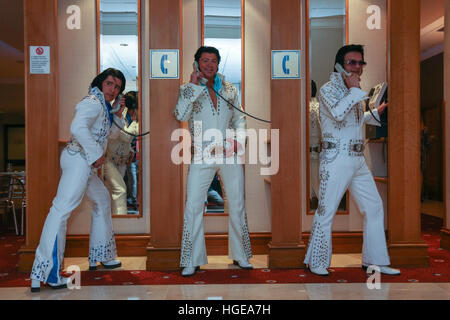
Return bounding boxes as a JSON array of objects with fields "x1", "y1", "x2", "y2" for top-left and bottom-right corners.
[
  {"x1": 307, "y1": 0, "x2": 348, "y2": 214},
  {"x1": 202, "y1": 0, "x2": 243, "y2": 215},
  {"x1": 98, "y1": 0, "x2": 142, "y2": 217}
]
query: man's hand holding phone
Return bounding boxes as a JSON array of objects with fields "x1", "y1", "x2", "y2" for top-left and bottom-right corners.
[
  {"x1": 191, "y1": 61, "x2": 207, "y2": 85},
  {"x1": 343, "y1": 73, "x2": 361, "y2": 89},
  {"x1": 114, "y1": 96, "x2": 126, "y2": 117}
]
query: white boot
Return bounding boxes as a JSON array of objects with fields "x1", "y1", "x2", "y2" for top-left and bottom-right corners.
[
  {"x1": 363, "y1": 264, "x2": 401, "y2": 275},
  {"x1": 309, "y1": 266, "x2": 329, "y2": 276},
  {"x1": 31, "y1": 277, "x2": 69, "y2": 292},
  {"x1": 233, "y1": 260, "x2": 253, "y2": 270},
  {"x1": 101, "y1": 259, "x2": 122, "y2": 269},
  {"x1": 181, "y1": 266, "x2": 198, "y2": 277},
  {"x1": 31, "y1": 279, "x2": 41, "y2": 292}
]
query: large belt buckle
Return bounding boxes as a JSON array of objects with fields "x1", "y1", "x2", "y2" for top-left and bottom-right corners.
[
  {"x1": 322, "y1": 141, "x2": 335, "y2": 150},
  {"x1": 352, "y1": 143, "x2": 364, "y2": 153}
]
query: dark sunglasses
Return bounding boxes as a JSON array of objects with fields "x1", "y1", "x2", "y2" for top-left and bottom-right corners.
[{"x1": 344, "y1": 59, "x2": 367, "y2": 67}]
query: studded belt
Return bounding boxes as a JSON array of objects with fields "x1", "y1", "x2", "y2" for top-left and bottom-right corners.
[
  {"x1": 321, "y1": 141, "x2": 337, "y2": 150},
  {"x1": 310, "y1": 145, "x2": 321, "y2": 153},
  {"x1": 348, "y1": 139, "x2": 365, "y2": 156},
  {"x1": 350, "y1": 143, "x2": 365, "y2": 153}
]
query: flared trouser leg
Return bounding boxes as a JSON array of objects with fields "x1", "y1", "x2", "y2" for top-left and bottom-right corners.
[
  {"x1": 304, "y1": 156, "x2": 353, "y2": 268},
  {"x1": 348, "y1": 162, "x2": 390, "y2": 266},
  {"x1": 180, "y1": 164, "x2": 216, "y2": 267},
  {"x1": 30, "y1": 150, "x2": 90, "y2": 283},
  {"x1": 86, "y1": 173, "x2": 118, "y2": 264},
  {"x1": 218, "y1": 163, "x2": 252, "y2": 262},
  {"x1": 304, "y1": 156, "x2": 391, "y2": 268}
]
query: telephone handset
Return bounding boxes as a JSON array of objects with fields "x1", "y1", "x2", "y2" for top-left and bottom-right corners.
[
  {"x1": 110, "y1": 94, "x2": 123, "y2": 114},
  {"x1": 335, "y1": 63, "x2": 351, "y2": 77},
  {"x1": 193, "y1": 61, "x2": 208, "y2": 85}
]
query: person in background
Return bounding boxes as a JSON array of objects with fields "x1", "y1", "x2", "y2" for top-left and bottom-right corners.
[{"x1": 103, "y1": 91, "x2": 139, "y2": 215}]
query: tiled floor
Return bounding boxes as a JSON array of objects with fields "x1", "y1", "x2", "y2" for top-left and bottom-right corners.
[
  {"x1": 1, "y1": 282, "x2": 449, "y2": 300},
  {"x1": 0, "y1": 254, "x2": 449, "y2": 300}
]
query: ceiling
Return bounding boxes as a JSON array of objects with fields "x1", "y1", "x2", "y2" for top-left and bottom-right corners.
[{"x1": 0, "y1": 0, "x2": 446, "y2": 116}]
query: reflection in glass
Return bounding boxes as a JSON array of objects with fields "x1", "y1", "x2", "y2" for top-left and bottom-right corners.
[
  {"x1": 203, "y1": 0, "x2": 242, "y2": 215},
  {"x1": 309, "y1": 0, "x2": 347, "y2": 212},
  {"x1": 99, "y1": 0, "x2": 140, "y2": 216}
]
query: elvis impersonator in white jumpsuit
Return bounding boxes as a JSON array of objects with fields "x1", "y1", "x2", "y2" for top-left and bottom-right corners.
[
  {"x1": 103, "y1": 97, "x2": 139, "y2": 215},
  {"x1": 174, "y1": 46, "x2": 252, "y2": 277},
  {"x1": 30, "y1": 69, "x2": 125, "y2": 292},
  {"x1": 304, "y1": 45, "x2": 400, "y2": 276}
]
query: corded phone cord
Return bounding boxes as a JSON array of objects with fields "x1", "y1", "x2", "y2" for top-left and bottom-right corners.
[
  {"x1": 212, "y1": 88, "x2": 272, "y2": 124},
  {"x1": 366, "y1": 100, "x2": 387, "y2": 127},
  {"x1": 112, "y1": 118, "x2": 150, "y2": 138}
]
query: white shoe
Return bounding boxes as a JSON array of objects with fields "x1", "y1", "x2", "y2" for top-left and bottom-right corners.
[
  {"x1": 309, "y1": 266, "x2": 329, "y2": 276},
  {"x1": 31, "y1": 279, "x2": 41, "y2": 292},
  {"x1": 181, "y1": 266, "x2": 198, "y2": 277},
  {"x1": 379, "y1": 266, "x2": 401, "y2": 275},
  {"x1": 233, "y1": 260, "x2": 253, "y2": 270},
  {"x1": 363, "y1": 264, "x2": 401, "y2": 275},
  {"x1": 31, "y1": 277, "x2": 69, "y2": 292},
  {"x1": 101, "y1": 259, "x2": 122, "y2": 269}
]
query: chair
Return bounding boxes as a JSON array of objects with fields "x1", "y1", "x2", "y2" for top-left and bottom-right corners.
[
  {"x1": 0, "y1": 174, "x2": 25, "y2": 235},
  {"x1": 10, "y1": 175, "x2": 26, "y2": 236}
]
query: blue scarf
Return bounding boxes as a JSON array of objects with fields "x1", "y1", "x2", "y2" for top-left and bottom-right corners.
[
  {"x1": 201, "y1": 74, "x2": 222, "y2": 95},
  {"x1": 105, "y1": 102, "x2": 113, "y2": 127}
]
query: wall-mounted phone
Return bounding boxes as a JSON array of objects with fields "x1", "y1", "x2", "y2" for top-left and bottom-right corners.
[
  {"x1": 110, "y1": 94, "x2": 123, "y2": 113},
  {"x1": 193, "y1": 61, "x2": 208, "y2": 85},
  {"x1": 335, "y1": 63, "x2": 351, "y2": 77}
]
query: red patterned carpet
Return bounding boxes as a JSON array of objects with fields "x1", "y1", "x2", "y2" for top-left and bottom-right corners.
[{"x1": 0, "y1": 214, "x2": 448, "y2": 287}]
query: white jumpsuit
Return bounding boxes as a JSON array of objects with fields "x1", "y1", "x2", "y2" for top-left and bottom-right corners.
[
  {"x1": 309, "y1": 97, "x2": 320, "y2": 199},
  {"x1": 304, "y1": 72, "x2": 391, "y2": 269},
  {"x1": 30, "y1": 87, "x2": 120, "y2": 284},
  {"x1": 103, "y1": 110, "x2": 139, "y2": 215},
  {"x1": 174, "y1": 74, "x2": 252, "y2": 267}
]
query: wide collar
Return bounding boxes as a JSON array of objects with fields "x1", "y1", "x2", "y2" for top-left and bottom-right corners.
[
  {"x1": 88, "y1": 86, "x2": 108, "y2": 110},
  {"x1": 329, "y1": 72, "x2": 349, "y2": 93},
  {"x1": 200, "y1": 73, "x2": 225, "y2": 93}
]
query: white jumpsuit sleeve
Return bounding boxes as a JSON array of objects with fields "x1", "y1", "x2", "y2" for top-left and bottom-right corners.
[
  {"x1": 174, "y1": 83, "x2": 206, "y2": 122},
  {"x1": 70, "y1": 99, "x2": 105, "y2": 165},
  {"x1": 319, "y1": 85, "x2": 368, "y2": 122},
  {"x1": 364, "y1": 108, "x2": 382, "y2": 127}
]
